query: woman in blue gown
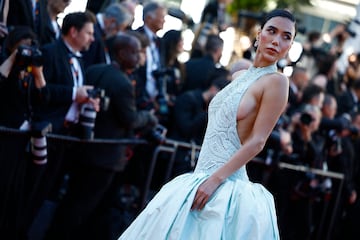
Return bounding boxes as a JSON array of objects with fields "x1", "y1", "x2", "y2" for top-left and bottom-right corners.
[{"x1": 119, "y1": 9, "x2": 297, "y2": 240}]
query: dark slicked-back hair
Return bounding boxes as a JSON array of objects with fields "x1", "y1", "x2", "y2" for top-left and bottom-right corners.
[
  {"x1": 205, "y1": 34, "x2": 223, "y2": 54},
  {"x1": 4, "y1": 26, "x2": 37, "y2": 54},
  {"x1": 61, "y1": 11, "x2": 96, "y2": 35},
  {"x1": 261, "y1": 9, "x2": 297, "y2": 34}
]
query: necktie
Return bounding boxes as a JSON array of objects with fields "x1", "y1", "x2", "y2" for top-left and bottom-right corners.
[
  {"x1": 153, "y1": 36, "x2": 160, "y2": 50},
  {"x1": 33, "y1": 0, "x2": 40, "y2": 33}
]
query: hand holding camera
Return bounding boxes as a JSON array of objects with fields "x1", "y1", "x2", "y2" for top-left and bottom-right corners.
[
  {"x1": 75, "y1": 85, "x2": 100, "y2": 111},
  {"x1": 78, "y1": 87, "x2": 110, "y2": 140}
]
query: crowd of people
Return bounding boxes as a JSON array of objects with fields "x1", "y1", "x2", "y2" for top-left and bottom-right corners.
[{"x1": 0, "y1": 0, "x2": 360, "y2": 239}]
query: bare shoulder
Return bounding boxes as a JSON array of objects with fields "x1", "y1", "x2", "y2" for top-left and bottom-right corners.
[
  {"x1": 266, "y1": 72, "x2": 289, "y2": 84},
  {"x1": 260, "y1": 72, "x2": 289, "y2": 90}
]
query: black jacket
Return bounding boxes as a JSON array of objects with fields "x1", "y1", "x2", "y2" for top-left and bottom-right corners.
[
  {"x1": 40, "y1": 38, "x2": 84, "y2": 133},
  {"x1": 78, "y1": 63, "x2": 156, "y2": 171}
]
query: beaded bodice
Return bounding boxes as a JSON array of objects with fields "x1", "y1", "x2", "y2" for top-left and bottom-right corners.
[{"x1": 194, "y1": 64, "x2": 278, "y2": 179}]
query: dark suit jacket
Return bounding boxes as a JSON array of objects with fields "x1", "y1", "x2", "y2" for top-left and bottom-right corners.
[
  {"x1": 134, "y1": 26, "x2": 164, "y2": 110},
  {"x1": 80, "y1": 63, "x2": 154, "y2": 171},
  {"x1": 182, "y1": 54, "x2": 217, "y2": 92},
  {"x1": 287, "y1": 86, "x2": 301, "y2": 116},
  {"x1": 337, "y1": 90, "x2": 359, "y2": 117},
  {"x1": 7, "y1": 0, "x2": 49, "y2": 44},
  {"x1": 39, "y1": 13, "x2": 59, "y2": 45},
  {"x1": 40, "y1": 38, "x2": 83, "y2": 133},
  {"x1": 169, "y1": 89, "x2": 207, "y2": 145}
]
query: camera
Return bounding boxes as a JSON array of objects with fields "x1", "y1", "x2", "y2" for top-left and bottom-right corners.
[
  {"x1": 15, "y1": 44, "x2": 43, "y2": 69},
  {"x1": 152, "y1": 68, "x2": 177, "y2": 116},
  {"x1": 87, "y1": 88, "x2": 110, "y2": 111},
  {"x1": 30, "y1": 121, "x2": 52, "y2": 165},
  {"x1": 79, "y1": 88, "x2": 110, "y2": 140},
  {"x1": 300, "y1": 112, "x2": 314, "y2": 126},
  {"x1": 144, "y1": 124, "x2": 167, "y2": 144},
  {"x1": 328, "y1": 129, "x2": 342, "y2": 153}
]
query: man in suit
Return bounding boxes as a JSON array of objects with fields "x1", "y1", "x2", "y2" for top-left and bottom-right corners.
[
  {"x1": 45, "y1": 33, "x2": 157, "y2": 239},
  {"x1": 7, "y1": 0, "x2": 46, "y2": 31},
  {"x1": 6, "y1": 0, "x2": 61, "y2": 45},
  {"x1": 287, "y1": 66, "x2": 310, "y2": 116},
  {"x1": 82, "y1": 2, "x2": 133, "y2": 69},
  {"x1": 134, "y1": 1, "x2": 166, "y2": 112},
  {"x1": 41, "y1": 0, "x2": 71, "y2": 45},
  {"x1": 40, "y1": 11, "x2": 97, "y2": 134}
]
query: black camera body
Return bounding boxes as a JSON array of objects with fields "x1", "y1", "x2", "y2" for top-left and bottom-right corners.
[
  {"x1": 16, "y1": 44, "x2": 43, "y2": 69},
  {"x1": 152, "y1": 68, "x2": 176, "y2": 116},
  {"x1": 87, "y1": 88, "x2": 110, "y2": 111},
  {"x1": 300, "y1": 112, "x2": 314, "y2": 126},
  {"x1": 152, "y1": 68, "x2": 176, "y2": 80},
  {"x1": 142, "y1": 124, "x2": 167, "y2": 145},
  {"x1": 153, "y1": 67, "x2": 180, "y2": 113}
]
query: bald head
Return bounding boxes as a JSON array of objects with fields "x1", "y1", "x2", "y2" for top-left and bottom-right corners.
[{"x1": 112, "y1": 33, "x2": 141, "y2": 71}]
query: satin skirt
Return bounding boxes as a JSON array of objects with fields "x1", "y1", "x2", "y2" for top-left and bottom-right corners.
[{"x1": 118, "y1": 172, "x2": 279, "y2": 240}]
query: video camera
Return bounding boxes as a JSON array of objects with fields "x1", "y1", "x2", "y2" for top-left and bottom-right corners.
[{"x1": 15, "y1": 44, "x2": 43, "y2": 70}]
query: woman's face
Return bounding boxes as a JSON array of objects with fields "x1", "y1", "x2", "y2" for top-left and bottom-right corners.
[{"x1": 257, "y1": 16, "x2": 295, "y2": 64}]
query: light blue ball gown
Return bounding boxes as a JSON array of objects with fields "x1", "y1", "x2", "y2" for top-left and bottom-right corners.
[{"x1": 118, "y1": 64, "x2": 280, "y2": 240}]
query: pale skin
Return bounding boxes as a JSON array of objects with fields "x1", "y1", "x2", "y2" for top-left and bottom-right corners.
[{"x1": 191, "y1": 16, "x2": 296, "y2": 210}]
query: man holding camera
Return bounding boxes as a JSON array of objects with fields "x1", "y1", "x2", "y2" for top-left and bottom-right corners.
[
  {"x1": 0, "y1": 26, "x2": 48, "y2": 128},
  {"x1": 45, "y1": 33, "x2": 158, "y2": 239},
  {"x1": 40, "y1": 11, "x2": 97, "y2": 134}
]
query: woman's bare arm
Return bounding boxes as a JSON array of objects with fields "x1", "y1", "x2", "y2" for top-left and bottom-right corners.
[{"x1": 191, "y1": 73, "x2": 289, "y2": 210}]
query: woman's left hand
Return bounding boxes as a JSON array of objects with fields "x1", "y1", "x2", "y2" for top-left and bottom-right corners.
[{"x1": 191, "y1": 175, "x2": 222, "y2": 211}]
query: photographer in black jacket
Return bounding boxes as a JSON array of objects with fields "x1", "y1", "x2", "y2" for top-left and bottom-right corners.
[
  {"x1": 0, "y1": 26, "x2": 48, "y2": 129},
  {"x1": 0, "y1": 26, "x2": 50, "y2": 238}
]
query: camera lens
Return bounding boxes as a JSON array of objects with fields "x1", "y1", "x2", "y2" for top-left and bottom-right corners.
[
  {"x1": 79, "y1": 103, "x2": 97, "y2": 140},
  {"x1": 31, "y1": 136, "x2": 47, "y2": 165},
  {"x1": 300, "y1": 112, "x2": 314, "y2": 126}
]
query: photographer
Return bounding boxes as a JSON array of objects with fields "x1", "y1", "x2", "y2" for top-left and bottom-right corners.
[
  {"x1": 0, "y1": 26, "x2": 48, "y2": 128},
  {"x1": 319, "y1": 96, "x2": 358, "y2": 238},
  {"x1": 282, "y1": 104, "x2": 327, "y2": 239},
  {"x1": 0, "y1": 26, "x2": 50, "y2": 238},
  {"x1": 45, "y1": 33, "x2": 158, "y2": 239},
  {"x1": 39, "y1": 11, "x2": 98, "y2": 135},
  {"x1": 152, "y1": 29, "x2": 185, "y2": 128}
]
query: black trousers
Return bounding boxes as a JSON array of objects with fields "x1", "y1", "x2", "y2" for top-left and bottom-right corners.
[{"x1": 44, "y1": 162, "x2": 117, "y2": 240}]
